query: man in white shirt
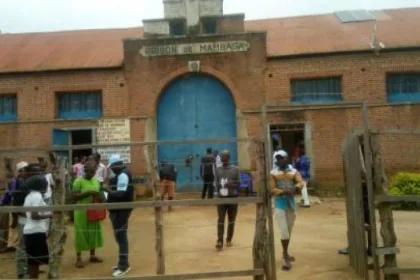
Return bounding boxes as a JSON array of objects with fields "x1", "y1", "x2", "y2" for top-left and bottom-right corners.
[{"x1": 94, "y1": 153, "x2": 107, "y2": 186}]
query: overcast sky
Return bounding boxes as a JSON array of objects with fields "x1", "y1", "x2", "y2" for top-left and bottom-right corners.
[{"x1": 1, "y1": 0, "x2": 419, "y2": 33}]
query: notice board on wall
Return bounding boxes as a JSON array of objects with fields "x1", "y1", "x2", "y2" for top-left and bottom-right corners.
[{"x1": 96, "y1": 118, "x2": 131, "y2": 163}]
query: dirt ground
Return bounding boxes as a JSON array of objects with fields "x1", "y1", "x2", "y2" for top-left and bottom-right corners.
[{"x1": 0, "y1": 197, "x2": 419, "y2": 280}]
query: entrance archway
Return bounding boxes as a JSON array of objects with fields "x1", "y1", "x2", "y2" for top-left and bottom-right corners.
[{"x1": 157, "y1": 74, "x2": 237, "y2": 191}]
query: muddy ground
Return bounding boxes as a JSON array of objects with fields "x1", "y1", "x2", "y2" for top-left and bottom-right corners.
[{"x1": 0, "y1": 197, "x2": 419, "y2": 279}]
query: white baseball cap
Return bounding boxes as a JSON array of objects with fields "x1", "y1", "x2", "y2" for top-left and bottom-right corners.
[
  {"x1": 107, "y1": 154, "x2": 122, "y2": 167},
  {"x1": 273, "y1": 150, "x2": 288, "y2": 158},
  {"x1": 16, "y1": 161, "x2": 28, "y2": 172}
]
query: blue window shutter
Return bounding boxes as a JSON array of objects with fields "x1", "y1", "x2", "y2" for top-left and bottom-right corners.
[
  {"x1": 0, "y1": 94, "x2": 17, "y2": 121},
  {"x1": 57, "y1": 91, "x2": 102, "y2": 119},
  {"x1": 387, "y1": 73, "x2": 420, "y2": 103},
  {"x1": 291, "y1": 77, "x2": 343, "y2": 103}
]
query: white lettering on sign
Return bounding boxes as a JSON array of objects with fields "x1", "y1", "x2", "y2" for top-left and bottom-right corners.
[
  {"x1": 96, "y1": 119, "x2": 131, "y2": 164},
  {"x1": 139, "y1": 40, "x2": 251, "y2": 57}
]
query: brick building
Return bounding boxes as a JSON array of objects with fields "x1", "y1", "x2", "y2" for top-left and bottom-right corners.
[{"x1": 0, "y1": 0, "x2": 419, "y2": 192}]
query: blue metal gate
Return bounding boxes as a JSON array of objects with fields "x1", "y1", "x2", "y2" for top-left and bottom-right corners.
[{"x1": 157, "y1": 74, "x2": 237, "y2": 191}]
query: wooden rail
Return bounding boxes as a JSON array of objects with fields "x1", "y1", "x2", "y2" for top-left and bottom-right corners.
[
  {"x1": 375, "y1": 195, "x2": 420, "y2": 205},
  {"x1": 383, "y1": 268, "x2": 420, "y2": 275},
  {"x1": 62, "y1": 269, "x2": 264, "y2": 280},
  {"x1": 0, "y1": 197, "x2": 262, "y2": 213},
  {"x1": 0, "y1": 137, "x2": 258, "y2": 154}
]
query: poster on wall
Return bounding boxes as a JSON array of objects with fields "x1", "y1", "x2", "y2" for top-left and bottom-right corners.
[{"x1": 96, "y1": 118, "x2": 131, "y2": 163}]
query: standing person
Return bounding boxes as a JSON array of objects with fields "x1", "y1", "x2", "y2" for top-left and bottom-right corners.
[
  {"x1": 0, "y1": 162, "x2": 28, "y2": 253},
  {"x1": 214, "y1": 150, "x2": 240, "y2": 250},
  {"x1": 72, "y1": 161, "x2": 104, "y2": 268},
  {"x1": 23, "y1": 175, "x2": 52, "y2": 279},
  {"x1": 38, "y1": 160, "x2": 54, "y2": 206},
  {"x1": 13, "y1": 163, "x2": 43, "y2": 279},
  {"x1": 72, "y1": 157, "x2": 83, "y2": 178},
  {"x1": 159, "y1": 161, "x2": 177, "y2": 211},
  {"x1": 102, "y1": 154, "x2": 134, "y2": 277},
  {"x1": 213, "y1": 150, "x2": 223, "y2": 168},
  {"x1": 94, "y1": 153, "x2": 107, "y2": 187},
  {"x1": 270, "y1": 150, "x2": 303, "y2": 271},
  {"x1": 200, "y1": 148, "x2": 215, "y2": 199},
  {"x1": 294, "y1": 144, "x2": 311, "y2": 208}
]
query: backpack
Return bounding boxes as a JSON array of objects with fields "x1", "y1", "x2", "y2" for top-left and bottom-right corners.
[{"x1": 201, "y1": 155, "x2": 215, "y2": 177}]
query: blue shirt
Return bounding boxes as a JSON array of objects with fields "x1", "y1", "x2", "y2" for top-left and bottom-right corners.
[
  {"x1": 295, "y1": 155, "x2": 311, "y2": 180},
  {"x1": 271, "y1": 165, "x2": 300, "y2": 210},
  {"x1": 116, "y1": 173, "x2": 129, "y2": 192}
]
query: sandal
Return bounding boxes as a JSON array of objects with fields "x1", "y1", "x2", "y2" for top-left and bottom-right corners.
[
  {"x1": 75, "y1": 259, "x2": 85, "y2": 268},
  {"x1": 90, "y1": 256, "x2": 103, "y2": 263}
]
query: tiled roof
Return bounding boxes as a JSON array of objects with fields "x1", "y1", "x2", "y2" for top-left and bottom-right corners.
[
  {"x1": 245, "y1": 7, "x2": 420, "y2": 57},
  {"x1": 0, "y1": 7, "x2": 419, "y2": 73},
  {"x1": 0, "y1": 27, "x2": 143, "y2": 73}
]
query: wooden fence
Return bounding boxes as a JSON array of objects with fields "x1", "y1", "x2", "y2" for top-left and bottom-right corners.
[
  {"x1": 0, "y1": 138, "x2": 277, "y2": 280},
  {"x1": 343, "y1": 127, "x2": 420, "y2": 280}
]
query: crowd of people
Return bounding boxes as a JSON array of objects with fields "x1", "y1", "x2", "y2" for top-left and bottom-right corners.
[
  {"x1": 0, "y1": 152, "x2": 134, "y2": 279},
  {"x1": 0, "y1": 144, "x2": 313, "y2": 278}
]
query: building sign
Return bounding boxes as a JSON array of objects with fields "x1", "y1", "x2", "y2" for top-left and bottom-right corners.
[
  {"x1": 139, "y1": 40, "x2": 250, "y2": 57},
  {"x1": 96, "y1": 118, "x2": 131, "y2": 163}
]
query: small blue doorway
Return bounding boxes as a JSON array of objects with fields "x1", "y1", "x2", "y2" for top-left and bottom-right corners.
[{"x1": 157, "y1": 74, "x2": 237, "y2": 191}]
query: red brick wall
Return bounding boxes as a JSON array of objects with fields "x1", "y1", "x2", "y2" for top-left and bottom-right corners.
[
  {"x1": 265, "y1": 50, "x2": 420, "y2": 191},
  {"x1": 0, "y1": 69, "x2": 128, "y2": 182},
  {"x1": 0, "y1": 45, "x2": 419, "y2": 192},
  {"x1": 124, "y1": 32, "x2": 267, "y2": 174}
]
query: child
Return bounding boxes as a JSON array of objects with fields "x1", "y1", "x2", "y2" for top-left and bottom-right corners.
[{"x1": 23, "y1": 175, "x2": 52, "y2": 279}]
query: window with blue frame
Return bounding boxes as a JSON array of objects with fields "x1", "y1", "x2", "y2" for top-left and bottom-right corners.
[
  {"x1": 387, "y1": 73, "x2": 420, "y2": 103},
  {"x1": 0, "y1": 94, "x2": 17, "y2": 121},
  {"x1": 291, "y1": 77, "x2": 343, "y2": 103},
  {"x1": 57, "y1": 91, "x2": 102, "y2": 119}
]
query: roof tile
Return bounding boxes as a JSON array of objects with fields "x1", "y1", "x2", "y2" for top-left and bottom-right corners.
[{"x1": 0, "y1": 7, "x2": 419, "y2": 73}]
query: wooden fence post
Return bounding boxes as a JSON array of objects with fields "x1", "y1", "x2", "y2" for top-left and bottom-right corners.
[
  {"x1": 261, "y1": 105, "x2": 277, "y2": 280},
  {"x1": 253, "y1": 202, "x2": 269, "y2": 280},
  {"x1": 48, "y1": 153, "x2": 68, "y2": 279},
  {"x1": 0, "y1": 157, "x2": 13, "y2": 252},
  {"x1": 155, "y1": 206, "x2": 165, "y2": 275},
  {"x1": 371, "y1": 134, "x2": 399, "y2": 280}
]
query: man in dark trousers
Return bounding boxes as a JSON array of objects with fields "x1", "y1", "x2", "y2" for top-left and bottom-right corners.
[
  {"x1": 159, "y1": 161, "x2": 177, "y2": 211},
  {"x1": 200, "y1": 148, "x2": 215, "y2": 199},
  {"x1": 214, "y1": 150, "x2": 240, "y2": 251},
  {"x1": 102, "y1": 154, "x2": 134, "y2": 278}
]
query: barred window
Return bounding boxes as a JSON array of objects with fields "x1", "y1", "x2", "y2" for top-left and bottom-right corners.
[
  {"x1": 291, "y1": 78, "x2": 343, "y2": 103},
  {"x1": 0, "y1": 94, "x2": 17, "y2": 121},
  {"x1": 387, "y1": 73, "x2": 420, "y2": 103},
  {"x1": 57, "y1": 91, "x2": 102, "y2": 119}
]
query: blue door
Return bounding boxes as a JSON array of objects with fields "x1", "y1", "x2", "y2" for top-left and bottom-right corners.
[
  {"x1": 52, "y1": 129, "x2": 69, "y2": 159},
  {"x1": 157, "y1": 74, "x2": 237, "y2": 191}
]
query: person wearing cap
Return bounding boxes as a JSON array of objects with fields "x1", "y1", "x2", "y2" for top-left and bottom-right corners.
[
  {"x1": 270, "y1": 150, "x2": 303, "y2": 271},
  {"x1": 0, "y1": 162, "x2": 28, "y2": 255},
  {"x1": 101, "y1": 154, "x2": 134, "y2": 278}
]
